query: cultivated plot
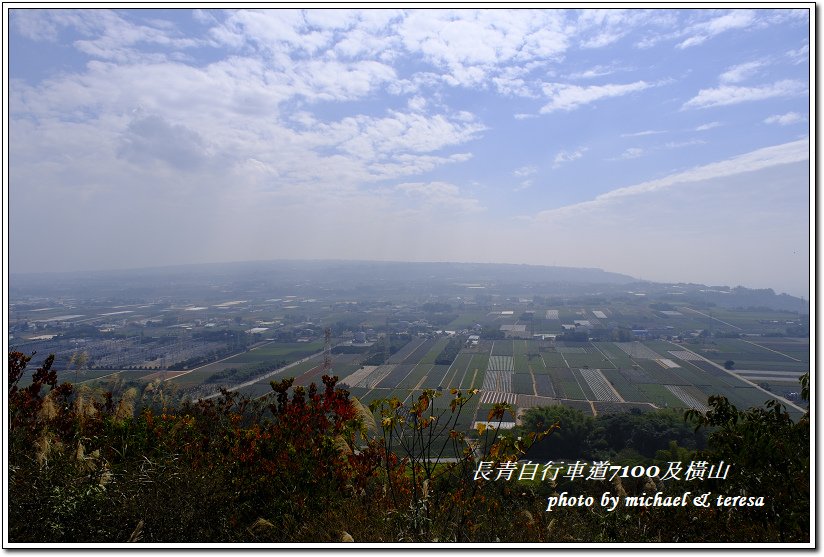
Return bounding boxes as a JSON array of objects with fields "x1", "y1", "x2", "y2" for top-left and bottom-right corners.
[
  {"x1": 516, "y1": 394, "x2": 558, "y2": 408},
  {"x1": 600, "y1": 369, "x2": 648, "y2": 403},
  {"x1": 579, "y1": 369, "x2": 622, "y2": 402},
  {"x1": 664, "y1": 385, "x2": 709, "y2": 412},
  {"x1": 557, "y1": 346, "x2": 587, "y2": 354},
  {"x1": 734, "y1": 369, "x2": 807, "y2": 382},
  {"x1": 669, "y1": 350, "x2": 703, "y2": 361},
  {"x1": 421, "y1": 365, "x2": 451, "y2": 389},
  {"x1": 512, "y1": 373, "x2": 534, "y2": 395},
  {"x1": 480, "y1": 391, "x2": 518, "y2": 405},
  {"x1": 614, "y1": 342, "x2": 661, "y2": 359},
  {"x1": 397, "y1": 363, "x2": 434, "y2": 389},
  {"x1": 378, "y1": 364, "x2": 416, "y2": 388},
  {"x1": 482, "y1": 370, "x2": 513, "y2": 393},
  {"x1": 459, "y1": 354, "x2": 489, "y2": 390},
  {"x1": 403, "y1": 339, "x2": 437, "y2": 365},
  {"x1": 488, "y1": 355, "x2": 514, "y2": 372},
  {"x1": 490, "y1": 341, "x2": 515, "y2": 356},
  {"x1": 534, "y1": 374, "x2": 555, "y2": 397},
  {"x1": 339, "y1": 365, "x2": 378, "y2": 388},
  {"x1": 387, "y1": 337, "x2": 426, "y2": 364}
]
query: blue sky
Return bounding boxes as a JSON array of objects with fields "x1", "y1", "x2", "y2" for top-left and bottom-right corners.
[{"x1": 7, "y1": 7, "x2": 812, "y2": 296}]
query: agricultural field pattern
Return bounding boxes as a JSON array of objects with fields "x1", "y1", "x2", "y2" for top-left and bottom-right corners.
[{"x1": 10, "y1": 261, "x2": 810, "y2": 438}]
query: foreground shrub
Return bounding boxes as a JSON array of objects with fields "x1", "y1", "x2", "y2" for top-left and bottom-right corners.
[{"x1": 7, "y1": 352, "x2": 810, "y2": 543}]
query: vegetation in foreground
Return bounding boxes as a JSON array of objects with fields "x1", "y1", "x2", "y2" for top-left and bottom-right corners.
[{"x1": 7, "y1": 351, "x2": 809, "y2": 543}]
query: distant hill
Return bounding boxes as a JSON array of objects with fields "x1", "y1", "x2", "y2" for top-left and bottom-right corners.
[
  {"x1": 9, "y1": 259, "x2": 806, "y2": 313},
  {"x1": 10, "y1": 259, "x2": 637, "y2": 296},
  {"x1": 648, "y1": 283, "x2": 808, "y2": 314}
]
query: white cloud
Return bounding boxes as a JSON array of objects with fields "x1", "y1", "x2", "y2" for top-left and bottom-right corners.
[
  {"x1": 10, "y1": 44, "x2": 486, "y2": 215},
  {"x1": 683, "y1": 79, "x2": 806, "y2": 109},
  {"x1": 616, "y1": 147, "x2": 644, "y2": 160},
  {"x1": 540, "y1": 139, "x2": 808, "y2": 219},
  {"x1": 695, "y1": 121, "x2": 721, "y2": 131},
  {"x1": 786, "y1": 43, "x2": 810, "y2": 65},
  {"x1": 117, "y1": 114, "x2": 211, "y2": 171},
  {"x1": 569, "y1": 65, "x2": 618, "y2": 80},
  {"x1": 677, "y1": 10, "x2": 756, "y2": 49},
  {"x1": 706, "y1": 10, "x2": 756, "y2": 33},
  {"x1": 407, "y1": 96, "x2": 427, "y2": 112},
  {"x1": 318, "y1": 110, "x2": 485, "y2": 161},
  {"x1": 611, "y1": 138, "x2": 702, "y2": 162},
  {"x1": 518, "y1": 140, "x2": 809, "y2": 297},
  {"x1": 580, "y1": 31, "x2": 626, "y2": 49},
  {"x1": 621, "y1": 130, "x2": 664, "y2": 137},
  {"x1": 574, "y1": 9, "x2": 665, "y2": 49},
  {"x1": 8, "y1": 8, "x2": 811, "y2": 294},
  {"x1": 396, "y1": 9, "x2": 568, "y2": 87},
  {"x1": 513, "y1": 165, "x2": 538, "y2": 177},
  {"x1": 491, "y1": 65, "x2": 543, "y2": 98},
  {"x1": 552, "y1": 147, "x2": 588, "y2": 168},
  {"x1": 523, "y1": 158, "x2": 808, "y2": 297},
  {"x1": 12, "y1": 9, "x2": 104, "y2": 42},
  {"x1": 12, "y1": 9, "x2": 201, "y2": 63},
  {"x1": 366, "y1": 153, "x2": 475, "y2": 182},
  {"x1": 664, "y1": 139, "x2": 705, "y2": 149},
  {"x1": 395, "y1": 181, "x2": 484, "y2": 213},
  {"x1": 291, "y1": 59, "x2": 398, "y2": 102},
  {"x1": 764, "y1": 112, "x2": 804, "y2": 125},
  {"x1": 540, "y1": 81, "x2": 651, "y2": 113},
  {"x1": 719, "y1": 60, "x2": 764, "y2": 84},
  {"x1": 212, "y1": 9, "x2": 330, "y2": 56},
  {"x1": 192, "y1": 9, "x2": 218, "y2": 25}
]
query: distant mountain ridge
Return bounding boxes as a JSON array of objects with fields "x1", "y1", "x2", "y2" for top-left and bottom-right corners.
[
  {"x1": 10, "y1": 259, "x2": 805, "y2": 313},
  {"x1": 11, "y1": 259, "x2": 638, "y2": 288}
]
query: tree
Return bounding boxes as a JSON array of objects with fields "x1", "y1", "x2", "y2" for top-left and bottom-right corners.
[
  {"x1": 724, "y1": 360, "x2": 735, "y2": 370},
  {"x1": 518, "y1": 405, "x2": 594, "y2": 460},
  {"x1": 685, "y1": 372, "x2": 810, "y2": 542},
  {"x1": 611, "y1": 327, "x2": 634, "y2": 342}
]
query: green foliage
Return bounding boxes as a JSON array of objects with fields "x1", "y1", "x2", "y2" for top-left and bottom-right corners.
[
  {"x1": 610, "y1": 327, "x2": 635, "y2": 342},
  {"x1": 684, "y1": 376, "x2": 810, "y2": 541},
  {"x1": 518, "y1": 405, "x2": 595, "y2": 459},
  {"x1": 516, "y1": 405, "x2": 704, "y2": 462},
  {"x1": 434, "y1": 337, "x2": 463, "y2": 366},
  {"x1": 479, "y1": 326, "x2": 505, "y2": 340}
]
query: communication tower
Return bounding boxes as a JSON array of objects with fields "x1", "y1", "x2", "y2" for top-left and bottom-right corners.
[
  {"x1": 322, "y1": 327, "x2": 332, "y2": 376},
  {"x1": 384, "y1": 317, "x2": 390, "y2": 364}
]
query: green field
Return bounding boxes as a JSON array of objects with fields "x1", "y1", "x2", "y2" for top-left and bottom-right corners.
[
  {"x1": 96, "y1": 301, "x2": 807, "y2": 427},
  {"x1": 420, "y1": 337, "x2": 451, "y2": 364},
  {"x1": 490, "y1": 340, "x2": 514, "y2": 356},
  {"x1": 163, "y1": 332, "x2": 807, "y2": 420},
  {"x1": 694, "y1": 338, "x2": 809, "y2": 372}
]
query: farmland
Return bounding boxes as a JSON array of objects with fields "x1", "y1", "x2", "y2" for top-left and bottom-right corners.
[
  {"x1": 127, "y1": 324, "x2": 807, "y2": 427},
  {"x1": 52, "y1": 315, "x2": 809, "y2": 426},
  {"x1": 10, "y1": 260, "x2": 810, "y2": 435}
]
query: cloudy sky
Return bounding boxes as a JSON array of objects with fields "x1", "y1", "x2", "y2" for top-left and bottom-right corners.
[{"x1": 8, "y1": 8, "x2": 811, "y2": 296}]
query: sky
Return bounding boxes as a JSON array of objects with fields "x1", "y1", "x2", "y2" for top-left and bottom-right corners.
[{"x1": 7, "y1": 7, "x2": 812, "y2": 297}]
